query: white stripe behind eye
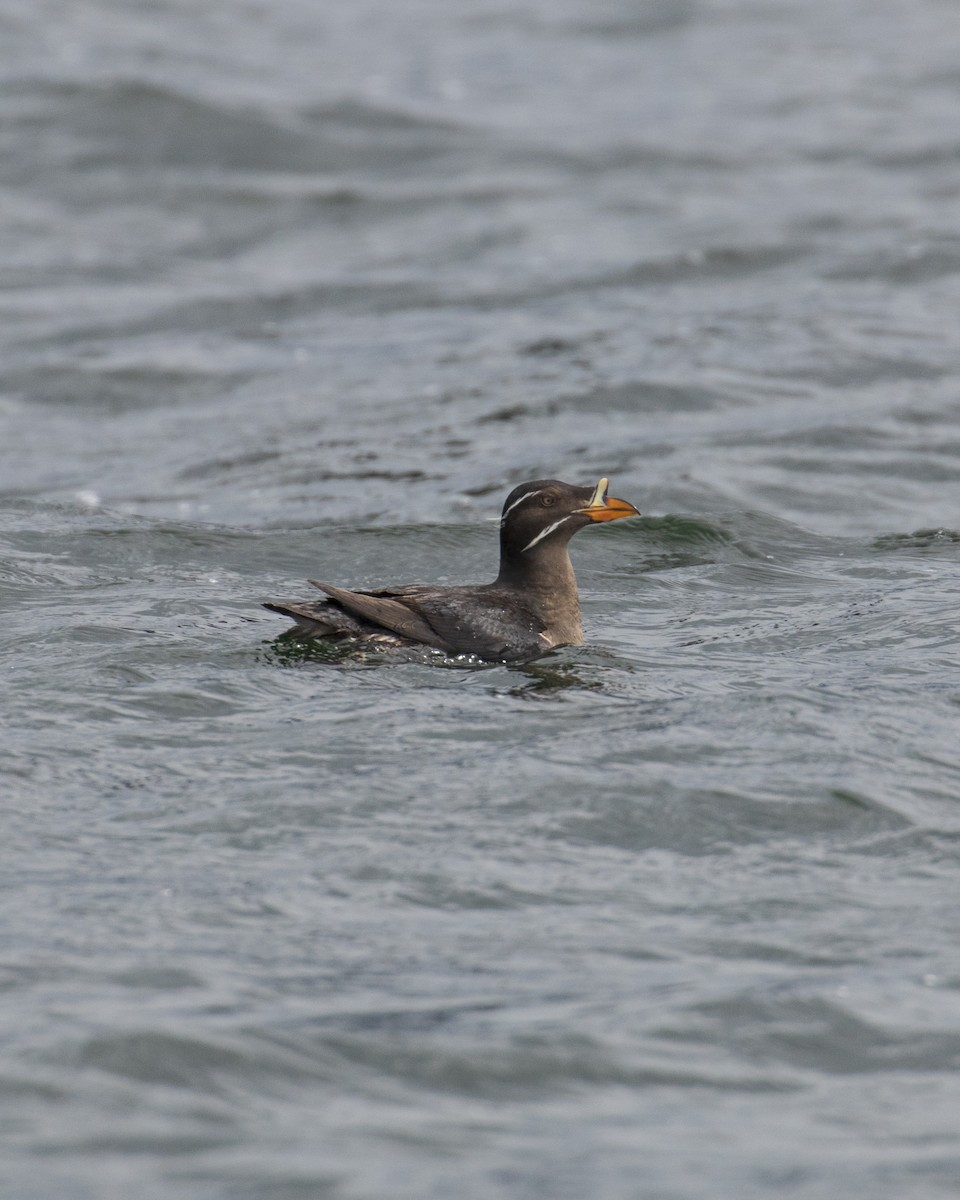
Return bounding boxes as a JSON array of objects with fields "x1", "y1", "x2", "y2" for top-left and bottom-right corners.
[
  {"x1": 521, "y1": 513, "x2": 572, "y2": 553},
  {"x1": 499, "y1": 488, "x2": 543, "y2": 526}
]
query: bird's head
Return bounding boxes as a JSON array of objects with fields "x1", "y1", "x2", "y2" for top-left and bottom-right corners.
[{"x1": 498, "y1": 477, "x2": 639, "y2": 560}]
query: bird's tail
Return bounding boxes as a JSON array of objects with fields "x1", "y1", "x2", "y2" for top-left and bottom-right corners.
[{"x1": 262, "y1": 600, "x2": 353, "y2": 638}]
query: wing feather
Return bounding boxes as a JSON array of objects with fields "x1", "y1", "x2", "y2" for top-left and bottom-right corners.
[
  {"x1": 309, "y1": 581, "x2": 454, "y2": 651},
  {"x1": 398, "y1": 591, "x2": 547, "y2": 661},
  {"x1": 262, "y1": 599, "x2": 361, "y2": 637}
]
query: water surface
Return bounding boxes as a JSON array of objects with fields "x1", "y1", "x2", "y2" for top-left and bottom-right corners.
[{"x1": 3, "y1": 1, "x2": 960, "y2": 1197}]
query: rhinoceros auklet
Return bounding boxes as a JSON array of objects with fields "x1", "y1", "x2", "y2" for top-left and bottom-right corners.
[{"x1": 264, "y1": 476, "x2": 639, "y2": 662}]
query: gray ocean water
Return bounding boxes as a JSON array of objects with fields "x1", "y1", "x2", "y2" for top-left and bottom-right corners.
[{"x1": 3, "y1": 1, "x2": 960, "y2": 1197}]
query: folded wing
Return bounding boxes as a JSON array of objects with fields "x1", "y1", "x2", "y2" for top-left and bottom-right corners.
[
  {"x1": 267, "y1": 582, "x2": 549, "y2": 661},
  {"x1": 309, "y1": 582, "x2": 454, "y2": 650}
]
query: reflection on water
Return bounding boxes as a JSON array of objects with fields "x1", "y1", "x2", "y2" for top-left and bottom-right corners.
[
  {"x1": 506, "y1": 658, "x2": 607, "y2": 699},
  {"x1": 260, "y1": 635, "x2": 332, "y2": 667},
  {"x1": 261, "y1": 631, "x2": 617, "y2": 703}
]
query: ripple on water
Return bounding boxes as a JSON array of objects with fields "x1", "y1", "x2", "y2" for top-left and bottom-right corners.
[{"x1": 5, "y1": 0, "x2": 960, "y2": 1194}]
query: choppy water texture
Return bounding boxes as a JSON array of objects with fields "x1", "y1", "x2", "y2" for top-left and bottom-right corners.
[{"x1": 3, "y1": 1, "x2": 960, "y2": 1197}]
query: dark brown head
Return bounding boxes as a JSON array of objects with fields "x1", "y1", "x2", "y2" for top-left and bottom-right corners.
[{"x1": 498, "y1": 477, "x2": 639, "y2": 566}]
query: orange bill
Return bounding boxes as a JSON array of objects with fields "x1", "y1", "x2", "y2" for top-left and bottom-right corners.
[{"x1": 577, "y1": 477, "x2": 640, "y2": 522}]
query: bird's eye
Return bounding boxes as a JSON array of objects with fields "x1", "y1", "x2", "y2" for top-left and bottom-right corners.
[{"x1": 541, "y1": 494, "x2": 556, "y2": 507}]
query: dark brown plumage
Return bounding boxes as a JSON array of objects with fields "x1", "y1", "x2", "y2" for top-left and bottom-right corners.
[{"x1": 264, "y1": 477, "x2": 639, "y2": 662}]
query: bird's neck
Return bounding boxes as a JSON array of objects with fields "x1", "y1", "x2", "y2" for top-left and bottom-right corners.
[{"x1": 496, "y1": 540, "x2": 583, "y2": 645}]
